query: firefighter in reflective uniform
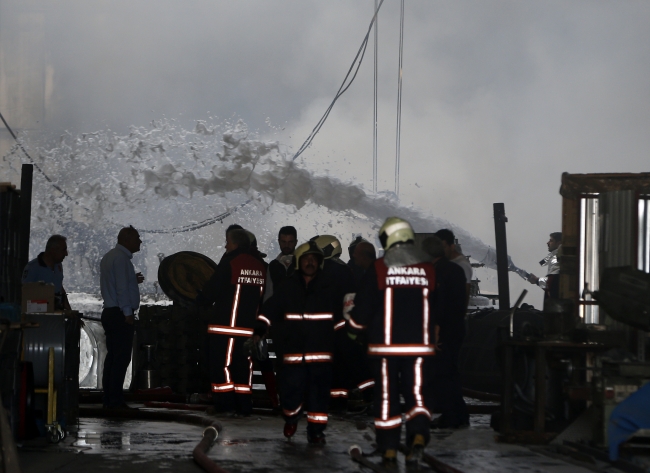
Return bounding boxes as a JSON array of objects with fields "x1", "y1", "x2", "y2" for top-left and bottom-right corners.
[
  {"x1": 348, "y1": 217, "x2": 436, "y2": 465},
  {"x1": 197, "y1": 228, "x2": 266, "y2": 416},
  {"x1": 310, "y1": 235, "x2": 374, "y2": 409},
  {"x1": 257, "y1": 241, "x2": 343, "y2": 443}
]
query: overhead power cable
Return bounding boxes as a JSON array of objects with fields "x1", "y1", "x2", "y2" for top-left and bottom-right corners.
[
  {"x1": 0, "y1": 109, "x2": 249, "y2": 234},
  {"x1": 291, "y1": 0, "x2": 385, "y2": 162},
  {"x1": 139, "y1": 198, "x2": 253, "y2": 234},
  {"x1": 1, "y1": 110, "x2": 85, "y2": 207},
  {"x1": 1, "y1": 3, "x2": 387, "y2": 232}
]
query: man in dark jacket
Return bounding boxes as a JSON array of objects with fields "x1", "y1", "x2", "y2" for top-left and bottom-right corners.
[
  {"x1": 197, "y1": 229, "x2": 266, "y2": 416},
  {"x1": 268, "y1": 226, "x2": 298, "y2": 291},
  {"x1": 422, "y1": 235, "x2": 469, "y2": 429},
  {"x1": 258, "y1": 241, "x2": 343, "y2": 444},
  {"x1": 348, "y1": 217, "x2": 436, "y2": 466},
  {"x1": 348, "y1": 238, "x2": 377, "y2": 288}
]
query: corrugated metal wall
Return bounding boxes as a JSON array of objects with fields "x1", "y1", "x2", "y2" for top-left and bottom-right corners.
[{"x1": 599, "y1": 190, "x2": 637, "y2": 269}]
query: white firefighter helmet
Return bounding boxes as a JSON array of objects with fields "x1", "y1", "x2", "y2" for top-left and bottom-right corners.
[
  {"x1": 309, "y1": 235, "x2": 342, "y2": 260},
  {"x1": 378, "y1": 217, "x2": 415, "y2": 250},
  {"x1": 294, "y1": 241, "x2": 325, "y2": 270}
]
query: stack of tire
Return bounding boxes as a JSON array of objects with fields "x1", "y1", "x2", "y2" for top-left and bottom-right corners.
[
  {"x1": 138, "y1": 250, "x2": 223, "y2": 395},
  {"x1": 137, "y1": 304, "x2": 214, "y2": 395}
]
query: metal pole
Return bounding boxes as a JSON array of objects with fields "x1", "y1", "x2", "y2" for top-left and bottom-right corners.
[
  {"x1": 372, "y1": 0, "x2": 379, "y2": 194},
  {"x1": 47, "y1": 347, "x2": 54, "y2": 425},
  {"x1": 493, "y1": 203, "x2": 511, "y2": 309},
  {"x1": 394, "y1": 0, "x2": 404, "y2": 198},
  {"x1": 509, "y1": 289, "x2": 528, "y2": 338},
  {"x1": 18, "y1": 164, "x2": 33, "y2": 298}
]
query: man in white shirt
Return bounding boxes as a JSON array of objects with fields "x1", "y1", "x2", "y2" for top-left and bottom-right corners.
[
  {"x1": 527, "y1": 232, "x2": 562, "y2": 299},
  {"x1": 100, "y1": 226, "x2": 144, "y2": 409}
]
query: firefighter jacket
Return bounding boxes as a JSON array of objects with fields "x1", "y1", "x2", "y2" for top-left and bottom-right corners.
[
  {"x1": 348, "y1": 244, "x2": 436, "y2": 358},
  {"x1": 323, "y1": 257, "x2": 357, "y2": 294},
  {"x1": 322, "y1": 257, "x2": 357, "y2": 332},
  {"x1": 259, "y1": 270, "x2": 344, "y2": 364},
  {"x1": 198, "y1": 247, "x2": 266, "y2": 337}
]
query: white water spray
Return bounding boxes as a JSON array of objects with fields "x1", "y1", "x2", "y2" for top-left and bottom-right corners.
[{"x1": 5, "y1": 119, "x2": 516, "y2": 291}]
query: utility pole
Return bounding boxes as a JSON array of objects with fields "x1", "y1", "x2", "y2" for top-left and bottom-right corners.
[{"x1": 493, "y1": 203, "x2": 511, "y2": 310}]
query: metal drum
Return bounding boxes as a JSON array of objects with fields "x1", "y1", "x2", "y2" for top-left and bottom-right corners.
[
  {"x1": 22, "y1": 313, "x2": 81, "y2": 428},
  {"x1": 79, "y1": 322, "x2": 99, "y2": 388},
  {"x1": 22, "y1": 314, "x2": 66, "y2": 387},
  {"x1": 78, "y1": 319, "x2": 133, "y2": 390}
]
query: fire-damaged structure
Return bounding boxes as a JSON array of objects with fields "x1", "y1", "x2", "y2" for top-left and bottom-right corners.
[{"x1": 459, "y1": 173, "x2": 650, "y2": 459}]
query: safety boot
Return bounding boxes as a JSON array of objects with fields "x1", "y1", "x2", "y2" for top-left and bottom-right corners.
[
  {"x1": 283, "y1": 422, "x2": 297, "y2": 439},
  {"x1": 307, "y1": 431, "x2": 326, "y2": 445},
  {"x1": 405, "y1": 434, "x2": 426, "y2": 465},
  {"x1": 382, "y1": 449, "x2": 398, "y2": 466}
]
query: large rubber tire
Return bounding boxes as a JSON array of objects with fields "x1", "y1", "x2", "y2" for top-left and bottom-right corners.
[{"x1": 157, "y1": 251, "x2": 218, "y2": 307}]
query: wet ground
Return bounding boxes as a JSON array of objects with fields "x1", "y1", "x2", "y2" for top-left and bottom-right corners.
[{"x1": 17, "y1": 408, "x2": 621, "y2": 473}]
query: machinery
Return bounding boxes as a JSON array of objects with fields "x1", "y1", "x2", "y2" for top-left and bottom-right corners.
[
  {"x1": 487, "y1": 173, "x2": 650, "y2": 450},
  {"x1": 22, "y1": 313, "x2": 81, "y2": 442}
]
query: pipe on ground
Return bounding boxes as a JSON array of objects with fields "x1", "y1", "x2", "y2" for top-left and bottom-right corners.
[{"x1": 193, "y1": 422, "x2": 228, "y2": 473}]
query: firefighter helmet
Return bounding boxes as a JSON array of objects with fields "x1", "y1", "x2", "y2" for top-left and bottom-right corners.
[
  {"x1": 379, "y1": 217, "x2": 415, "y2": 250},
  {"x1": 294, "y1": 241, "x2": 325, "y2": 269},
  {"x1": 244, "y1": 230, "x2": 257, "y2": 247},
  {"x1": 309, "y1": 235, "x2": 342, "y2": 259}
]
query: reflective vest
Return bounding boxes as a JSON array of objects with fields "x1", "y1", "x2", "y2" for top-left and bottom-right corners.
[
  {"x1": 204, "y1": 250, "x2": 267, "y2": 336},
  {"x1": 349, "y1": 257, "x2": 436, "y2": 357},
  {"x1": 258, "y1": 271, "x2": 343, "y2": 363}
]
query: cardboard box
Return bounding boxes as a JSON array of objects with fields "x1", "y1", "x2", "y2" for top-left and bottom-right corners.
[{"x1": 22, "y1": 282, "x2": 55, "y2": 314}]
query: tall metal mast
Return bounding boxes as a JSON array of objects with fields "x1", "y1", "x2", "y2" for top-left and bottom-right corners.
[
  {"x1": 373, "y1": 0, "x2": 379, "y2": 194},
  {"x1": 394, "y1": 0, "x2": 405, "y2": 198}
]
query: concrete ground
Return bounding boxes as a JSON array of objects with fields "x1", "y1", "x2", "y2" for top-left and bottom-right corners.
[{"x1": 17, "y1": 410, "x2": 618, "y2": 473}]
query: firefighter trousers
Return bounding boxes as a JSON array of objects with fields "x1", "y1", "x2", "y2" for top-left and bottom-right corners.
[
  {"x1": 372, "y1": 357, "x2": 431, "y2": 451},
  {"x1": 331, "y1": 332, "x2": 374, "y2": 401},
  {"x1": 280, "y1": 362, "x2": 332, "y2": 436},
  {"x1": 207, "y1": 334, "x2": 253, "y2": 415}
]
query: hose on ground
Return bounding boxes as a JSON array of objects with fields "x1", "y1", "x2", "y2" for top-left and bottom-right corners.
[
  {"x1": 398, "y1": 443, "x2": 464, "y2": 473},
  {"x1": 79, "y1": 406, "x2": 216, "y2": 427},
  {"x1": 348, "y1": 445, "x2": 387, "y2": 473},
  {"x1": 193, "y1": 422, "x2": 228, "y2": 473},
  {"x1": 79, "y1": 408, "x2": 228, "y2": 472}
]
